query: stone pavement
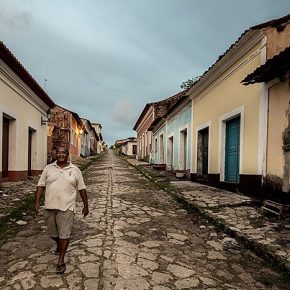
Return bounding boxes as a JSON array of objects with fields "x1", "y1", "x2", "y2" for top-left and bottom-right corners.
[
  {"x1": 127, "y1": 159, "x2": 290, "y2": 274},
  {"x1": 0, "y1": 151, "x2": 290, "y2": 289}
]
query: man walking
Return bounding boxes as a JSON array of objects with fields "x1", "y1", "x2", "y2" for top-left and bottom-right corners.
[{"x1": 35, "y1": 146, "x2": 89, "y2": 274}]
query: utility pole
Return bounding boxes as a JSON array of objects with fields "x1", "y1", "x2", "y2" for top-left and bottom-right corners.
[{"x1": 44, "y1": 78, "x2": 47, "y2": 90}]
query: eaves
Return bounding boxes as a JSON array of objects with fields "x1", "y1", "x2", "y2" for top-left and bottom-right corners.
[
  {"x1": 152, "y1": 118, "x2": 166, "y2": 135},
  {"x1": 188, "y1": 30, "x2": 264, "y2": 102},
  {"x1": 133, "y1": 103, "x2": 153, "y2": 131},
  {"x1": 134, "y1": 105, "x2": 154, "y2": 132},
  {"x1": 0, "y1": 62, "x2": 50, "y2": 114},
  {"x1": 166, "y1": 96, "x2": 191, "y2": 121},
  {"x1": 0, "y1": 41, "x2": 55, "y2": 108}
]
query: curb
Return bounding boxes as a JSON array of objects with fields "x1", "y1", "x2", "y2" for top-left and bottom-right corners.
[
  {"x1": 125, "y1": 159, "x2": 290, "y2": 275},
  {"x1": 169, "y1": 190, "x2": 290, "y2": 275}
]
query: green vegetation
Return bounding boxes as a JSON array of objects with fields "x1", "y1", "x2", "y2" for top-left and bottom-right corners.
[
  {"x1": 0, "y1": 154, "x2": 102, "y2": 243},
  {"x1": 78, "y1": 155, "x2": 101, "y2": 171},
  {"x1": 0, "y1": 192, "x2": 36, "y2": 242},
  {"x1": 180, "y1": 75, "x2": 201, "y2": 90},
  {"x1": 143, "y1": 155, "x2": 150, "y2": 163}
]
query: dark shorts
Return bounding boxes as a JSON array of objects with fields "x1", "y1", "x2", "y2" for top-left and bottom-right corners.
[{"x1": 44, "y1": 209, "x2": 74, "y2": 239}]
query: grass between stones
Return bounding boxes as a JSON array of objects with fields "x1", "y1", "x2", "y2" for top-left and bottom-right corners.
[
  {"x1": 123, "y1": 156, "x2": 290, "y2": 279},
  {"x1": 78, "y1": 155, "x2": 102, "y2": 171},
  {"x1": 0, "y1": 154, "x2": 103, "y2": 244},
  {"x1": 0, "y1": 192, "x2": 37, "y2": 243}
]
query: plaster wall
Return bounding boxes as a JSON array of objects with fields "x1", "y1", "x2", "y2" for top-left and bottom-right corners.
[
  {"x1": 136, "y1": 107, "x2": 154, "y2": 159},
  {"x1": 122, "y1": 141, "x2": 137, "y2": 156},
  {"x1": 267, "y1": 81, "x2": 289, "y2": 178},
  {"x1": 265, "y1": 25, "x2": 290, "y2": 59},
  {"x1": 152, "y1": 125, "x2": 166, "y2": 164},
  {"x1": 191, "y1": 43, "x2": 262, "y2": 176},
  {"x1": 167, "y1": 104, "x2": 192, "y2": 171},
  {"x1": 0, "y1": 60, "x2": 48, "y2": 177}
]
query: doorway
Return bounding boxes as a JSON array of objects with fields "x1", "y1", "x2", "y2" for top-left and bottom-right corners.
[
  {"x1": 160, "y1": 134, "x2": 164, "y2": 164},
  {"x1": 2, "y1": 117, "x2": 9, "y2": 178},
  {"x1": 197, "y1": 127, "x2": 209, "y2": 179},
  {"x1": 225, "y1": 116, "x2": 240, "y2": 182},
  {"x1": 180, "y1": 129, "x2": 187, "y2": 170},
  {"x1": 28, "y1": 128, "x2": 33, "y2": 176},
  {"x1": 167, "y1": 136, "x2": 173, "y2": 170}
]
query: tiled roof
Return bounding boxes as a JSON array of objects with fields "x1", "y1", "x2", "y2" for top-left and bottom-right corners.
[
  {"x1": 133, "y1": 90, "x2": 186, "y2": 131},
  {"x1": 0, "y1": 41, "x2": 55, "y2": 108},
  {"x1": 136, "y1": 13, "x2": 290, "y2": 131},
  {"x1": 153, "y1": 90, "x2": 187, "y2": 119},
  {"x1": 188, "y1": 13, "x2": 290, "y2": 95},
  {"x1": 56, "y1": 105, "x2": 83, "y2": 127},
  {"x1": 251, "y1": 13, "x2": 290, "y2": 30},
  {"x1": 242, "y1": 45, "x2": 290, "y2": 85},
  {"x1": 148, "y1": 91, "x2": 188, "y2": 131},
  {"x1": 133, "y1": 103, "x2": 152, "y2": 131}
]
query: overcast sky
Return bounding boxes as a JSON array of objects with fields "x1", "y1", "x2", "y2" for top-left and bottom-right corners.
[{"x1": 0, "y1": 1, "x2": 289, "y2": 145}]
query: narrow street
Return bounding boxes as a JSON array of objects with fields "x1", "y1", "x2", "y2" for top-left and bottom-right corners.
[{"x1": 0, "y1": 150, "x2": 289, "y2": 290}]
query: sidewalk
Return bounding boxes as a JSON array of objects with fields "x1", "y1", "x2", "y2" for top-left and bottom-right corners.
[{"x1": 127, "y1": 158, "x2": 290, "y2": 273}]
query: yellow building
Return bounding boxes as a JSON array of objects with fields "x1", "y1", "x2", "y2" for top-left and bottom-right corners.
[
  {"x1": 0, "y1": 41, "x2": 55, "y2": 182},
  {"x1": 189, "y1": 14, "x2": 290, "y2": 198},
  {"x1": 242, "y1": 15, "x2": 290, "y2": 201}
]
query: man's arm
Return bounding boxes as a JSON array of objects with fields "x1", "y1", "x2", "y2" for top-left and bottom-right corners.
[
  {"x1": 79, "y1": 189, "x2": 89, "y2": 217},
  {"x1": 35, "y1": 186, "x2": 45, "y2": 212}
]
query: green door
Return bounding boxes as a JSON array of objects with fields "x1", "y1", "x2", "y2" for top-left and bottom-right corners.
[{"x1": 225, "y1": 117, "x2": 240, "y2": 182}]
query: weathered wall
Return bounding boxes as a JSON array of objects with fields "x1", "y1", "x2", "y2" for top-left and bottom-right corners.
[
  {"x1": 0, "y1": 60, "x2": 48, "y2": 180},
  {"x1": 136, "y1": 107, "x2": 154, "y2": 159},
  {"x1": 167, "y1": 104, "x2": 192, "y2": 171},
  {"x1": 265, "y1": 24, "x2": 290, "y2": 59},
  {"x1": 267, "y1": 81, "x2": 289, "y2": 178},
  {"x1": 191, "y1": 43, "x2": 262, "y2": 176},
  {"x1": 152, "y1": 124, "x2": 166, "y2": 165}
]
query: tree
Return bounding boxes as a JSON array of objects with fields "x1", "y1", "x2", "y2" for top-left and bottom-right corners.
[{"x1": 180, "y1": 76, "x2": 201, "y2": 90}]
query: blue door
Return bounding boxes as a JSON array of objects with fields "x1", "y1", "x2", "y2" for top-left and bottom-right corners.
[{"x1": 225, "y1": 116, "x2": 240, "y2": 182}]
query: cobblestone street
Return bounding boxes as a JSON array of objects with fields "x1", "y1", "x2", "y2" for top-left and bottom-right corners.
[{"x1": 0, "y1": 150, "x2": 289, "y2": 289}]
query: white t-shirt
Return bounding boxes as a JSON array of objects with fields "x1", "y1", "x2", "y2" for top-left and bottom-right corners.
[{"x1": 37, "y1": 161, "x2": 86, "y2": 212}]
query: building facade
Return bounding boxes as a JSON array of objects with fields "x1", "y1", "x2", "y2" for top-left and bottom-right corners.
[
  {"x1": 151, "y1": 95, "x2": 191, "y2": 177},
  {"x1": 91, "y1": 123, "x2": 103, "y2": 154},
  {"x1": 242, "y1": 15, "x2": 290, "y2": 200},
  {"x1": 47, "y1": 105, "x2": 83, "y2": 162},
  {"x1": 0, "y1": 41, "x2": 55, "y2": 182}
]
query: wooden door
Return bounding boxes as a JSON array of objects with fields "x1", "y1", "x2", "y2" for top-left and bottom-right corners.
[
  {"x1": 197, "y1": 127, "x2": 209, "y2": 179},
  {"x1": 28, "y1": 129, "x2": 33, "y2": 176},
  {"x1": 225, "y1": 117, "x2": 240, "y2": 182},
  {"x1": 2, "y1": 118, "x2": 9, "y2": 178}
]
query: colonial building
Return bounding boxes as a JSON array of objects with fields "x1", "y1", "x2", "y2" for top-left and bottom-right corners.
[
  {"x1": 47, "y1": 105, "x2": 83, "y2": 162},
  {"x1": 80, "y1": 118, "x2": 93, "y2": 157},
  {"x1": 115, "y1": 137, "x2": 137, "y2": 157},
  {"x1": 91, "y1": 123, "x2": 103, "y2": 154},
  {"x1": 0, "y1": 41, "x2": 55, "y2": 182},
  {"x1": 150, "y1": 92, "x2": 190, "y2": 177},
  {"x1": 188, "y1": 14, "x2": 290, "y2": 198},
  {"x1": 242, "y1": 14, "x2": 290, "y2": 201},
  {"x1": 133, "y1": 91, "x2": 185, "y2": 161}
]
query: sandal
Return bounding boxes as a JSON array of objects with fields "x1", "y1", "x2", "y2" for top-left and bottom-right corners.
[{"x1": 56, "y1": 263, "x2": 66, "y2": 274}]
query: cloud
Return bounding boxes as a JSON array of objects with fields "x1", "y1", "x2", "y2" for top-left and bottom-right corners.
[
  {"x1": 0, "y1": 0, "x2": 289, "y2": 147},
  {"x1": 111, "y1": 100, "x2": 139, "y2": 127},
  {"x1": 0, "y1": 7, "x2": 31, "y2": 31}
]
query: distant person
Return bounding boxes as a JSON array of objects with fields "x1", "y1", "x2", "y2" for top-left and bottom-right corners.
[{"x1": 35, "y1": 146, "x2": 89, "y2": 274}]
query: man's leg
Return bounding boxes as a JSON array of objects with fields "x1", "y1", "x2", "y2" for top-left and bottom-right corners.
[
  {"x1": 51, "y1": 236, "x2": 60, "y2": 254},
  {"x1": 55, "y1": 210, "x2": 74, "y2": 273},
  {"x1": 58, "y1": 238, "x2": 69, "y2": 265},
  {"x1": 44, "y1": 210, "x2": 59, "y2": 254}
]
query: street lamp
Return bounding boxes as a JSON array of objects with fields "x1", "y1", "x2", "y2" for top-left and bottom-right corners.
[{"x1": 41, "y1": 108, "x2": 52, "y2": 126}]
